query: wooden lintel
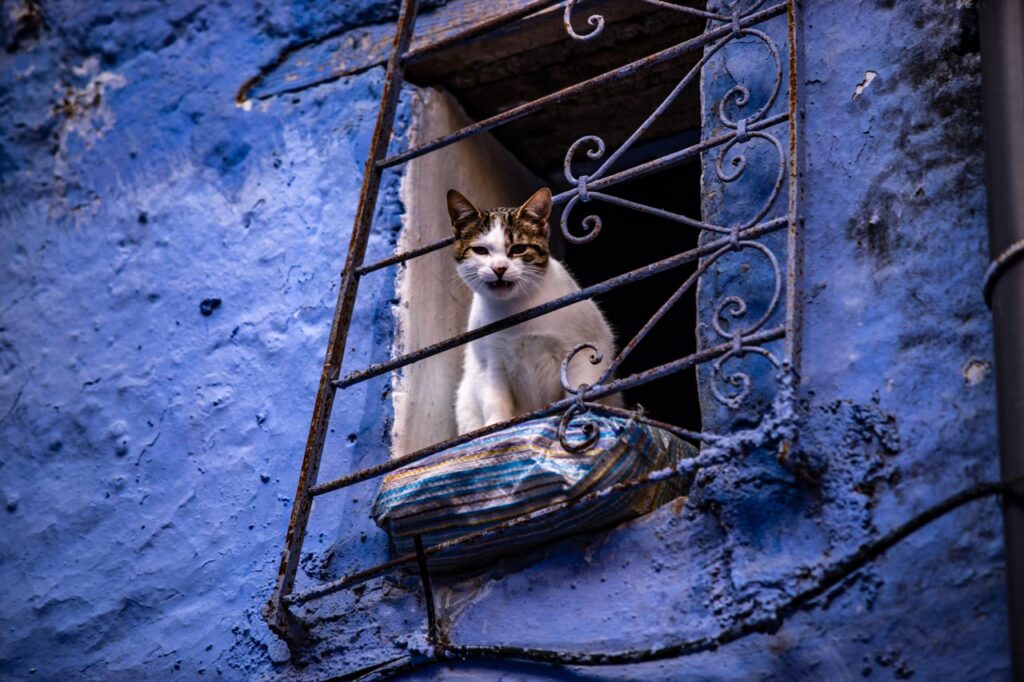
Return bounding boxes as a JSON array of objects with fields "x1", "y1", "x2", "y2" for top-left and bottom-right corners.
[{"x1": 242, "y1": 0, "x2": 551, "y2": 101}]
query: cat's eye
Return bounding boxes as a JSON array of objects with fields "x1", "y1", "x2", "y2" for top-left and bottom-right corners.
[
  {"x1": 508, "y1": 244, "x2": 529, "y2": 256},
  {"x1": 471, "y1": 246, "x2": 488, "y2": 255}
]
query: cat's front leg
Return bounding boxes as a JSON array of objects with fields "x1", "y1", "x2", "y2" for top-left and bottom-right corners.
[
  {"x1": 456, "y1": 373, "x2": 484, "y2": 434},
  {"x1": 456, "y1": 349, "x2": 486, "y2": 434},
  {"x1": 479, "y1": 376, "x2": 515, "y2": 427}
]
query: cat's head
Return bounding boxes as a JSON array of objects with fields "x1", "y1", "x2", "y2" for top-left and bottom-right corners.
[{"x1": 447, "y1": 188, "x2": 552, "y2": 301}]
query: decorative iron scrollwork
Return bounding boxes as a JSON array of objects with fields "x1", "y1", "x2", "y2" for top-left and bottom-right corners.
[
  {"x1": 554, "y1": 3, "x2": 791, "y2": 443},
  {"x1": 564, "y1": 0, "x2": 775, "y2": 43},
  {"x1": 557, "y1": 342, "x2": 605, "y2": 452},
  {"x1": 563, "y1": 0, "x2": 605, "y2": 41}
]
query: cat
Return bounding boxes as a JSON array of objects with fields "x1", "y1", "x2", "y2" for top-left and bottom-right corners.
[{"x1": 448, "y1": 187, "x2": 623, "y2": 435}]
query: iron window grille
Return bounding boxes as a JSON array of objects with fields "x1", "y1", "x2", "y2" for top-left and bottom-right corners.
[{"x1": 264, "y1": 0, "x2": 803, "y2": 656}]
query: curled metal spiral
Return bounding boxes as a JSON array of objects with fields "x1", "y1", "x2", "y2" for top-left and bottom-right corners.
[
  {"x1": 552, "y1": 6, "x2": 790, "y2": 415},
  {"x1": 557, "y1": 343, "x2": 605, "y2": 452},
  {"x1": 710, "y1": 240, "x2": 782, "y2": 340},
  {"x1": 556, "y1": 28, "x2": 748, "y2": 245},
  {"x1": 701, "y1": 26, "x2": 787, "y2": 411},
  {"x1": 560, "y1": 136, "x2": 607, "y2": 244},
  {"x1": 715, "y1": 132, "x2": 786, "y2": 230},
  {"x1": 563, "y1": 0, "x2": 605, "y2": 41},
  {"x1": 711, "y1": 345, "x2": 781, "y2": 409},
  {"x1": 716, "y1": 29, "x2": 782, "y2": 130},
  {"x1": 708, "y1": 241, "x2": 783, "y2": 408},
  {"x1": 563, "y1": 135, "x2": 606, "y2": 185},
  {"x1": 560, "y1": 194, "x2": 604, "y2": 245}
]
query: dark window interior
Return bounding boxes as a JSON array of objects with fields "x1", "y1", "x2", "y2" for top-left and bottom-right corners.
[
  {"x1": 559, "y1": 152, "x2": 701, "y2": 432},
  {"x1": 407, "y1": 1, "x2": 706, "y2": 432}
]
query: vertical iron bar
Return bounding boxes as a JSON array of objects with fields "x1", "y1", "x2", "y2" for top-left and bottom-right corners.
[
  {"x1": 414, "y1": 535, "x2": 440, "y2": 647},
  {"x1": 265, "y1": 0, "x2": 419, "y2": 639},
  {"x1": 979, "y1": 0, "x2": 1024, "y2": 676},
  {"x1": 783, "y1": 0, "x2": 803, "y2": 372}
]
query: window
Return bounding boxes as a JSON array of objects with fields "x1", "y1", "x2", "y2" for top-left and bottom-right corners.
[
  {"x1": 253, "y1": 0, "x2": 801, "y2": 659},
  {"x1": 392, "y1": 3, "x2": 709, "y2": 452}
]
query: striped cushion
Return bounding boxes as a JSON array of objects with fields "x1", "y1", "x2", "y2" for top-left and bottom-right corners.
[{"x1": 371, "y1": 412, "x2": 696, "y2": 571}]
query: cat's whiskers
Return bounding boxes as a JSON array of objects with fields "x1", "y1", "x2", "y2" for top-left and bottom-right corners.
[{"x1": 515, "y1": 268, "x2": 544, "y2": 296}]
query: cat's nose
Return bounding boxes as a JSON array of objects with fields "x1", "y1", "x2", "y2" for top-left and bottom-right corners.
[{"x1": 491, "y1": 264, "x2": 508, "y2": 279}]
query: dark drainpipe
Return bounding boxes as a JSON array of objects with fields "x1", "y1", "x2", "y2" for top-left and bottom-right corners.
[{"x1": 979, "y1": 0, "x2": 1024, "y2": 673}]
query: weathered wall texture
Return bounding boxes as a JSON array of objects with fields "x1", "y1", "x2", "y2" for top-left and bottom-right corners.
[
  {"x1": 0, "y1": 0, "x2": 1007, "y2": 680},
  {"x1": 0, "y1": 0, "x2": 413, "y2": 678}
]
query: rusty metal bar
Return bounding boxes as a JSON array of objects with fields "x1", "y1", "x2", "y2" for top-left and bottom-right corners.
[
  {"x1": 582, "y1": 403, "x2": 708, "y2": 443},
  {"x1": 333, "y1": 217, "x2": 786, "y2": 391},
  {"x1": 293, "y1": 441, "x2": 1024, "y2": 615},
  {"x1": 783, "y1": 0, "x2": 803, "y2": 371},
  {"x1": 356, "y1": 236, "x2": 455, "y2": 276},
  {"x1": 414, "y1": 535, "x2": 440, "y2": 645},
  {"x1": 292, "y1": 456, "x2": 680, "y2": 605},
  {"x1": 376, "y1": 2, "x2": 788, "y2": 170},
  {"x1": 288, "y1": 328, "x2": 784, "y2": 606},
  {"x1": 311, "y1": 324, "x2": 785, "y2": 498},
  {"x1": 355, "y1": 112, "x2": 787, "y2": 276},
  {"x1": 264, "y1": 0, "x2": 419, "y2": 637}
]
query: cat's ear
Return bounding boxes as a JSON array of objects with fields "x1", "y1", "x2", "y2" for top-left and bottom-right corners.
[
  {"x1": 516, "y1": 187, "x2": 552, "y2": 230},
  {"x1": 447, "y1": 190, "x2": 481, "y2": 235}
]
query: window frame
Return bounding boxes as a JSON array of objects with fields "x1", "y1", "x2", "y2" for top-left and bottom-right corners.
[{"x1": 263, "y1": 0, "x2": 803, "y2": 656}]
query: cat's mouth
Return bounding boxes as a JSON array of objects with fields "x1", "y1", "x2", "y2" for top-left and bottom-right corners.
[{"x1": 485, "y1": 280, "x2": 515, "y2": 292}]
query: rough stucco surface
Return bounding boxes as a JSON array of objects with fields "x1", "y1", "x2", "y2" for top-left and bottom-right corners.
[
  {"x1": 0, "y1": 1, "x2": 1008, "y2": 681},
  {"x1": 0, "y1": 0, "x2": 416, "y2": 678}
]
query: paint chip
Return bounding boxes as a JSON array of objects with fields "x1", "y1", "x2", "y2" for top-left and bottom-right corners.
[
  {"x1": 853, "y1": 71, "x2": 878, "y2": 99},
  {"x1": 962, "y1": 359, "x2": 991, "y2": 386}
]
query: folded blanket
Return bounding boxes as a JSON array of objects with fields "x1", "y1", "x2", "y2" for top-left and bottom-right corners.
[{"x1": 371, "y1": 412, "x2": 696, "y2": 571}]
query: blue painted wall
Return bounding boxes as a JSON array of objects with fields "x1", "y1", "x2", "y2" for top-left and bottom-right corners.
[
  {"x1": 0, "y1": 0, "x2": 409, "y2": 677},
  {"x1": 0, "y1": 0, "x2": 1006, "y2": 680}
]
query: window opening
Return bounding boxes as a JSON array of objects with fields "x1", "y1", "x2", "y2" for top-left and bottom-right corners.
[
  {"x1": 258, "y1": 0, "x2": 802, "y2": 660},
  {"x1": 393, "y1": 6, "x2": 707, "y2": 451}
]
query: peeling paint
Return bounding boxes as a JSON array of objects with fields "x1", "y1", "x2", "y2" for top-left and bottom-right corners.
[
  {"x1": 852, "y1": 70, "x2": 878, "y2": 99},
  {"x1": 963, "y1": 358, "x2": 991, "y2": 386}
]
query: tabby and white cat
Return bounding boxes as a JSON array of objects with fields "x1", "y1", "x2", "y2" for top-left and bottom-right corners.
[{"x1": 448, "y1": 187, "x2": 622, "y2": 435}]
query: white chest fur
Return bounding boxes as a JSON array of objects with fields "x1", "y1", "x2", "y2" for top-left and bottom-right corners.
[{"x1": 455, "y1": 258, "x2": 620, "y2": 433}]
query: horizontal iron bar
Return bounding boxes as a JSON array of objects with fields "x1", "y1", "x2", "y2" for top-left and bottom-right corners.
[
  {"x1": 312, "y1": 324, "x2": 784, "y2": 497},
  {"x1": 356, "y1": 236, "x2": 455, "y2": 276},
  {"x1": 292, "y1": 461, "x2": 675, "y2": 605},
  {"x1": 333, "y1": 217, "x2": 787, "y2": 390},
  {"x1": 289, "y1": 326, "x2": 784, "y2": 604},
  {"x1": 376, "y1": 1, "x2": 788, "y2": 170},
  {"x1": 584, "y1": 403, "x2": 710, "y2": 443},
  {"x1": 554, "y1": 113, "x2": 788, "y2": 203},
  {"x1": 354, "y1": 112, "x2": 788, "y2": 275}
]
